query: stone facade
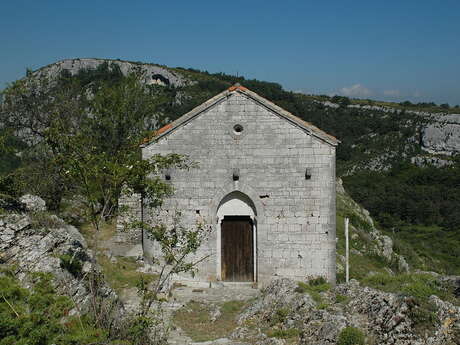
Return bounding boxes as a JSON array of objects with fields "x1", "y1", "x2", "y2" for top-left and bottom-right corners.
[{"x1": 129, "y1": 85, "x2": 338, "y2": 285}]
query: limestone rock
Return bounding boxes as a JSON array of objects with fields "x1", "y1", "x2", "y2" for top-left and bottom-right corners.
[
  {"x1": 336, "y1": 178, "x2": 346, "y2": 194},
  {"x1": 241, "y1": 278, "x2": 460, "y2": 345},
  {"x1": 398, "y1": 255, "x2": 410, "y2": 273},
  {"x1": 0, "y1": 212, "x2": 121, "y2": 315},
  {"x1": 19, "y1": 194, "x2": 46, "y2": 212},
  {"x1": 422, "y1": 114, "x2": 460, "y2": 155},
  {"x1": 35, "y1": 58, "x2": 188, "y2": 88}
]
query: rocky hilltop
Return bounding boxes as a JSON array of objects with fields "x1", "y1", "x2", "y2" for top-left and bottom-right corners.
[
  {"x1": 34, "y1": 58, "x2": 188, "y2": 87},
  {"x1": 320, "y1": 100, "x2": 460, "y2": 168}
]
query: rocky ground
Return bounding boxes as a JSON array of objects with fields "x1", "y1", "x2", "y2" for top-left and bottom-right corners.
[
  {"x1": 165, "y1": 278, "x2": 460, "y2": 345},
  {"x1": 0, "y1": 195, "x2": 122, "y2": 316}
]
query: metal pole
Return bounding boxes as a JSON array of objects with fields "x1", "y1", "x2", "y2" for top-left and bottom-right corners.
[{"x1": 345, "y1": 217, "x2": 349, "y2": 283}]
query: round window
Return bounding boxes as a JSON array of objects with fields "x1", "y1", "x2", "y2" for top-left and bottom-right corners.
[{"x1": 233, "y1": 124, "x2": 244, "y2": 134}]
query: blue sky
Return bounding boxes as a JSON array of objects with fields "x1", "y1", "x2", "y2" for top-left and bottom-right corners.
[{"x1": 1, "y1": 0, "x2": 459, "y2": 105}]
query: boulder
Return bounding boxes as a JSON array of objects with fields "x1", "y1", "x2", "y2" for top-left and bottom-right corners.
[{"x1": 19, "y1": 194, "x2": 46, "y2": 212}]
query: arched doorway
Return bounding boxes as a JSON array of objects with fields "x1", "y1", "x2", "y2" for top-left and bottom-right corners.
[{"x1": 216, "y1": 191, "x2": 257, "y2": 282}]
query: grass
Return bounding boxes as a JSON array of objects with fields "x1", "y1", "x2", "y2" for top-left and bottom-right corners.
[
  {"x1": 172, "y1": 300, "x2": 246, "y2": 342},
  {"x1": 78, "y1": 221, "x2": 157, "y2": 293},
  {"x1": 295, "y1": 277, "x2": 331, "y2": 305},
  {"x1": 335, "y1": 294, "x2": 350, "y2": 304},
  {"x1": 79, "y1": 221, "x2": 117, "y2": 249},
  {"x1": 96, "y1": 255, "x2": 157, "y2": 293},
  {"x1": 362, "y1": 272, "x2": 454, "y2": 302},
  {"x1": 29, "y1": 211, "x2": 65, "y2": 229},
  {"x1": 0, "y1": 271, "x2": 109, "y2": 345},
  {"x1": 267, "y1": 328, "x2": 300, "y2": 339},
  {"x1": 337, "y1": 327, "x2": 365, "y2": 345},
  {"x1": 392, "y1": 224, "x2": 460, "y2": 275}
]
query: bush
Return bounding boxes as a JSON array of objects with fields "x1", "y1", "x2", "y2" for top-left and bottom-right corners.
[
  {"x1": 337, "y1": 327, "x2": 365, "y2": 345},
  {"x1": 336, "y1": 294, "x2": 349, "y2": 304},
  {"x1": 267, "y1": 328, "x2": 300, "y2": 339},
  {"x1": 0, "y1": 272, "x2": 106, "y2": 345},
  {"x1": 29, "y1": 211, "x2": 64, "y2": 229},
  {"x1": 361, "y1": 273, "x2": 445, "y2": 301},
  {"x1": 270, "y1": 308, "x2": 290, "y2": 325},
  {"x1": 295, "y1": 278, "x2": 331, "y2": 305},
  {"x1": 59, "y1": 254, "x2": 83, "y2": 277}
]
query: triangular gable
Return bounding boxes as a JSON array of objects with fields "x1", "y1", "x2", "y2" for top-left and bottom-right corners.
[{"x1": 141, "y1": 84, "x2": 339, "y2": 147}]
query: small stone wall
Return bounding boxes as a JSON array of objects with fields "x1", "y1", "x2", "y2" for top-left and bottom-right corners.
[{"x1": 116, "y1": 187, "x2": 142, "y2": 245}]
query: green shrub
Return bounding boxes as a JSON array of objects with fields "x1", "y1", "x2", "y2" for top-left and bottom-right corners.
[
  {"x1": 267, "y1": 328, "x2": 300, "y2": 339},
  {"x1": 336, "y1": 294, "x2": 349, "y2": 304},
  {"x1": 270, "y1": 308, "x2": 290, "y2": 325},
  {"x1": 295, "y1": 277, "x2": 331, "y2": 305},
  {"x1": 362, "y1": 273, "x2": 446, "y2": 301},
  {"x1": 317, "y1": 302, "x2": 329, "y2": 309},
  {"x1": 29, "y1": 211, "x2": 64, "y2": 229},
  {"x1": 337, "y1": 327, "x2": 365, "y2": 345},
  {"x1": 59, "y1": 253, "x2": 83, "y2": 277},
  {"x1": 0, "y1": 272, "x2": 106, "y2": 345}
]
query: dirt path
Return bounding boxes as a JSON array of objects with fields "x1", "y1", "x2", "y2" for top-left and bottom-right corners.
[{"x1": 166, "y1": 284, "x2": 260, "y2": 345}]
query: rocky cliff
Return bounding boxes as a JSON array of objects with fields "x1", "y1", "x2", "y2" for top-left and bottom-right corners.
[
  {"x1": 320, "y1": 100, "x2": 460, "y2": 167},
  {"x1": 34, "y1": 58, "x2": 188, "y2": 87},
  {"x1": 0, "y1": 198, "x2": 120, "y2": 315}
]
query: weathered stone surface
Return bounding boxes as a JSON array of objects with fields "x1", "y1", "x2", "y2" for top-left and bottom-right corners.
[
  {"x1": 422, "y1": 114, "x2": 460, "y2": 155},
  {"x1": 19, "y1": 194, "x2": 46, "y2": 212},
  {"x1": 240, "y1": 278, "x2": 460, "y2": 345},
  {"x1": 138, "y1": 89, "x2": 337, "y2": 285},
  {"x1": 0, "y1": 212, "x2": 119, "y2": 315},
  {"x1": 34, "y1": 58, "x2": 188, "y2": 87}
]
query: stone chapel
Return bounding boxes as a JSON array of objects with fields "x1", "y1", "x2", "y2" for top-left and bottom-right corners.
[{"x1": 118, "y1": 84, "x2": 339, "y2": 286}]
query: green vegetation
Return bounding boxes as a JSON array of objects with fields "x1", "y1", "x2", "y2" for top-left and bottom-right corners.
[
  {"x1": 336, "y1": 195, "x2": 390, "y2": 281},
  {"x1": 362, "y1": 272, "x2": 456, "y2": 303},
  {"x1": 337, "y1": 327, "x2": 365, "y2": 345},
  {"x1": 267, "y1": 328, "x2": 300, "y2": 339},
  {"x1": 0, "y1": 271, "x2": 107, "y2": 345},
  {"x1": 172, "y1": 300, "x2": 246, "y2": 342},
  {"x1": 97, "y1": 255, "x2": 157, "y2": 293},
  {"x1": 335, "y1": 294, "x2": 349, "y2": 304},
  {"x1": 59, "y1": 254, "x2": 83, "y2": 277},
  {"x1": 295, "y1": 277, "x2": 331, "y2": 304},
  {"x1": 269, "y1": 308, "x2": 290, "y2": 325},
  {"x1": 344, "y1": 162, "x2": 460, "y2": 274}
]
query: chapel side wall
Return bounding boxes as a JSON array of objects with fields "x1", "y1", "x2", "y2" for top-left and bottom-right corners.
[{"x1": 142, "y1": 92, "x2": 336, "y2": 285}]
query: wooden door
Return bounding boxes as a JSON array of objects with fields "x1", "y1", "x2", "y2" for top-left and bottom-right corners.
[{"x1": 221, "y1": 216, "x2": 254, "y2": 282}]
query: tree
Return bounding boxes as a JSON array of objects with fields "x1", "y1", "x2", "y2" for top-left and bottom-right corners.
[{"x1": 2, "y1": 69, "x2": 210, "y2": 344}]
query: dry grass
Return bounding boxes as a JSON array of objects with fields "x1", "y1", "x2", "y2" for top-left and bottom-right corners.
[
  {"x1": 173, "y1": 300, "x2": 246, "y2": 342},
  {"x1": 79, "y1": 221, "x2": 116, "y2": 249},
  {"x1": 96, "y1": 255, "x2": 157, "y2": 293}
]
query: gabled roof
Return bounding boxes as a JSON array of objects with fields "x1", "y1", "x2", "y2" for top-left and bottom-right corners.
[{"x1": 142, "y1": 84, "x2": 339, "y2": 147}]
